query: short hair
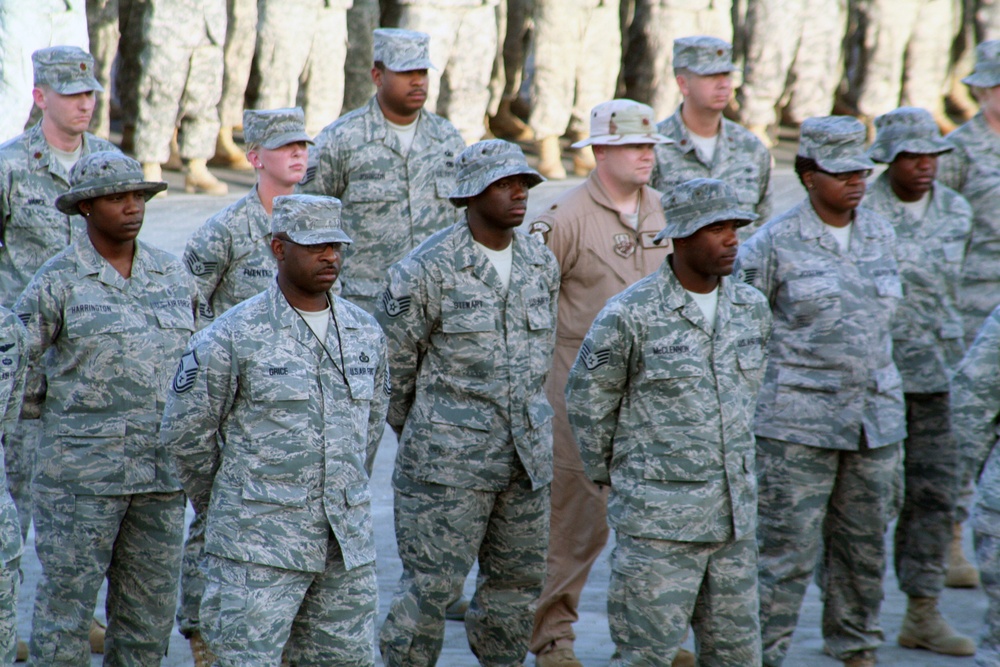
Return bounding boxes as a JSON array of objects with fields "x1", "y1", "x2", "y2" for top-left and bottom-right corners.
[
  {"x1": 794, "y1": 155, "x2": 820, "y2": 187},
  {"x1": 245, "y1": 142, "x2": 261, "y2": 155},
  {"x1": 673, "y1": 66, "x2": 691, "y2": 78},
  {"x1": 373, "y1": 60, "x2": 386, "y2": 72}
]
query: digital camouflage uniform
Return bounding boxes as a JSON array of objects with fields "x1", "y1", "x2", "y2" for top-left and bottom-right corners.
[
  {"x1": 952, "y1": 305, "x2": 1000, "y2": 667},
  {"x1": 300, "y1": 29, "x2": 465, "y2": 314},
  {"x1": 734, "y1": 116, "x2": 906, "y2": 666},
  {"x1": 160, "y1": 194, "x2": 389, "y2": 667},
  {"x1": 376, "y1": 141, "x2": 559, "y2": 667},
  {"x1": 217, "y1": 0, "x2": 257, "y2": 130},
  {"x1": 0, "y1": 306, "x2": 27, "y2": 665},
  {"x1": 86, "y1": 0, "x2": 119, "y2": 139},
  {"x1": 566, "y1": 179, "x2": 771, "y2": 667},
  {"x1": 133, "y1": 0, "x2": 226, "y2": 164},
  {"x1": 651, "y1": 38, "x2": 774, "y2": 238},
  {"x1": 863, "y1": 107, "x2": 973, "y2": 601},
  {"x1": 0, "y1": 47, "x2": 116, "y2": 548},
  {"x1": 15, "y1": 153, "x2": 197, "y2": 666}
]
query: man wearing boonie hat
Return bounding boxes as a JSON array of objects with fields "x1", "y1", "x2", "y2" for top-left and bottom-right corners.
[
  {"x1": 863, "y1": 106, "x2": 978, "y2": 658},
  {"x1": 301, "y1": 27, "x2": 465, "y2": 316},
  {"x1": 375, "y1": 140, "x2": 559, "y2": 667},
  {"x1": 14, "y1": 151, "x2": 201, "y2": 665},
  {"x1": 525, "y1": 98, "x2": 673, "y2": 667},
  {"x1": 161, "y1": 193, "x2": 390, "y2": 666},
  {"x1": 565, "y1": 177, "x2": 771, "y2": 666},
  {"x1": 651, "y1": 36, "x2": 773, "y2": 240},
  {"x1": 177, "y1": 106, "x2": 314, "y2": 665}
]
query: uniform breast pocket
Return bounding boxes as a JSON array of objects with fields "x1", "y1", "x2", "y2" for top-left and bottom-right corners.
[
  {"x1": 347, "y1": 180, "x2": 401, "y2": 203},
  {"x1": 522, "y1": 285, "x2": 553, "y2": 331},
  {"x1": 155, "y1": 307, "x2": 195, "y2": 334},
  {"x1": 246, "y1": 359, "x2": 311, "y2": 403},
  {"x1": 440, "y1": 289, "x2": 496, "y2": 334},
  {"x1": 941, "y1": 240, "x2": 966, "y2": 263},
  {"x1": 783, "y1": 275, "x2": 841, "y2": 328},
  {"x1": 644, "y1": 348, "x2": 704, "y2": 383}
]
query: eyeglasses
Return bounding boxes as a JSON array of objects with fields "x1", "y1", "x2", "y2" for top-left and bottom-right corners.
[
  {"x1": 816, "y1": 168, "x2": 872, "y2": 182},
  {"x1": 279, "y1": 237, "x2": 343, "y2": 254}
]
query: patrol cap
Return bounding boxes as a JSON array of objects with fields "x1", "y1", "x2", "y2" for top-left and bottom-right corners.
[
  {"x1": 271, "y1": 194, "x2": 352, "y2": 245},
  {"x1": 653, "y1": 178, "x2": 757, "y2": 243},
  {"x1": 243, "y1": 107, "x2": 313, "y2": 150},
  {"x1": 673, "y1": 36, "x2": 736, "y2": 76},
  {"x1": 962, "y1": 40, "x2": 1000, "y2": 88},
  {"x1": 797, "y1": 116, "x2": 876, "y2": 173},
  {"x1": 55, "y1": 151, "x2": 167, "y2": 215},
  {"x1": 373, "y1": 28, "x2": 435, "y2": 72},
  {"x1": 32, "y1": 46, "x2": 103, "y2": 95},
  {"x1": 571, "y1": 99, "x2": 673, "y2": 148},
  {"x1": 448, "y1": 139, "x2": 544, "y2": 206},
  {"x1": 868, "y1": 107, "x2": 953, "y2": 163}
]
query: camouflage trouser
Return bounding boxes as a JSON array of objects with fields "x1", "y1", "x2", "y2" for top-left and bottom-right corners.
[
  {"x1": 29, "y1": 489, "x2": 185, "y2": 666},
  {"x1": 895, "y1": 392, "x2": 960, "y2": 597},
  {"x1": 343, "y1": 0, "x2": 378, "y2": 113},
  {"x1": 86, "y1": 0, "x2": 120, "y2": 139},
  {"x1": 756, "y1": 436, "x2": 902, "y2": 666},
  {"x1": 200, "y1": 541, "x2": 378, "y2": 667},
  {"x1": 0, "y1": 556, "x2": 19, "y2": 666},
  {"x1": 177, "y1": 509, "x2": 207, "y2": 637},
  {"x1": 608, "y1": 533, "x2": 760, "y2": 667},
  {"x1": 218, "y1": 0, "x2": 258, "y2": 128},
  {"x1": 974, "y1": 526, "x2": 1000, "y2": 666},
  {"x1": 5, "y1": 419, "x2": 38, "y2": 542},
  {"x1": 379, "y1": 467, "x2": 550, "y2": 667}
]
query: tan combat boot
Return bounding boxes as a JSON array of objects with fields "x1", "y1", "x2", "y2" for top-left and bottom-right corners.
[
  {"x1": 898, "y1": 596, "x2": 976, "y2": 655},
  {"x1": 490, "y1": 99, "x2": 534, "y2": 142},
  {"x1": 946, "y1": 522, "x2": 980, "y2": 588},
  {"x1": 535, "y1": 645, "x2": 582, "y2": 667},
  {"x1": 89, "y1": 618, "x2": 106, "y2": 654},
  {"x1": 842, "y1": 649, "x2": 876, "y2": 667},
  {"x1": 671, "y1": 647, "x2": 695, "y2": 667},
  {"x1": 536, "y1": 135, "x2": 566, "y2": 180},
  {"x1": 142, "y1": 162, "x2": 167, "y2": 198},
  {"x1": 188, "y1": 631, "x2": 217, "y2": 667},
  {"x1": 210, "y1": 126, "x2": 252, "y2": 170},
  {"x1": 15, "y1": 638, "x2": 27, "y2": 662},
  {"x1": 185, "y1": 159, "x2": 229, "y2": 196}
]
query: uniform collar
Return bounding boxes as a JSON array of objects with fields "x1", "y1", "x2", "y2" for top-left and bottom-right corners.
[
  {"x1": 72, "y1": 232, "x2": 159, "y2": 291},
  {"x1": 243, "y1": 185, "x2": 272, "y2": 242},
  {"x1": 655, "y1": 257, "x2": 737, "y2": 335},
  {"x1": 658, "y1": 105, "x2": 730, "y2": 164},
  {"x1": 584, "y1": 172, "x2": 663, "y2": 231}
]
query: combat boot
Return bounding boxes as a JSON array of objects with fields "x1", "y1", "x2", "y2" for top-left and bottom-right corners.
[
  {"x1": 536, "y1": 136, "x2": 566, "y2": 180},
  {"x1": 185, "y1": 159, "x2": 229, "y2": 196},
  {"x1": 842, "y1": 649, "x2": 876, "y2": 667},
  {"x1": 445, "y1": 595, "x2": 469, "y2": 621},
  {"x1": 15, "y1": 638, "x2": 26, "y2": 662},
  {"x1": 188, "y1": 630, "x2": 217, "y2": 667},
  {"x1": 898, "y1": 596, "x2": 976, "y2": 655},
  {"x1": 142, "y1": 162, "x2": 167, "y2": 198},
  {"x1": 490, "y1": 99, "x2": 533, "y2": 142},
  {"x1": 671, "y1": 647, "x2": 695, "y2": 666},
  {"x1": 535, "y1": 645, "x2": 582, "y2": 667},
  {"x1": 210, "y1": 126, "x2": 252, "y2": 170},
  {"x1": 89, "y1": 618, "x2": 106, "y2": 654},
  {"x1": 946, "y1": 522, "x2": 980, "y2": 588}
]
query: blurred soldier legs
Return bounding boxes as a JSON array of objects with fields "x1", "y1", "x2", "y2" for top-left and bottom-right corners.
[
  {"x1": 211, "y1": 0, "x2": 257, "y2": 169},
  {"x1": 343, "y1": 0, "x2": 379, "y2": 112},
  {"x1": 86, "y1": 0, "x2": 120, "y2": 140}
]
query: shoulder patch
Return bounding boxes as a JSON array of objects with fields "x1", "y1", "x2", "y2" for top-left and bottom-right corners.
[
  {"x1": 739, "y1": 267, "x2": 758, "y2": 285},
  {"x1": 171, "y1": 350, "x2": 199, "y2": 394},
  {"x1": 0, "y1": 343, "x2": 13, "y2": 353},
  {"x1": 528, "y1": 220, "x2": 552, "y2": 244},
  {"x1": 380, "y1": 288, "x2": 411, "y2": 318},
  {"x1": 300, "y1": 164, "x2": 317, "y2": 185},
  {"x1": 184, "y1": 250, "x2": 217, "y2": 277},
  {"x1": 579, "y1": 342, "x2": 612, "y2": 371}
]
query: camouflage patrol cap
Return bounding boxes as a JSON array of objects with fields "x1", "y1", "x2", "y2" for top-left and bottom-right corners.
[
  {"x1": 373, "y1": 28, "x2": 435, "y2": 72},
  {"x1": 962, "y1": 40, "x2": 1000, "y2": 88},
  {"x1": 271, "y1": 194, "x2": 352, "y2": 245},
  {"x1": 55, "y1": 151, "x2": 167, "y2": 215},
  {"x1": 868, "y1": 107, "x2": 952, "y2": 163},
  {"x1": 32, "y1": 46, "x2": 103, "y2": 95},
  {"x1": 653, "y1": 178, "x2": 757, "y2": 243},
  {"x1": 243, "y1": 107, "x2": 313, "y2": 150},
  {"x1": 673, "y1": 36, "x2": 736, "y2": 76},
  {"x1": 448, "y1": 139, "x2": 544, "y2": 206},
  {"x1": 571, "y1": 99, "x2": 673, "y2": 148},
  {"x1": 797, "y1": 116, "x2": 875, "y2": 173}
]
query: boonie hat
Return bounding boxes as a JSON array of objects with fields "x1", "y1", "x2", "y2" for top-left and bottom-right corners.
[
  {"x1": 449, "y1": 140, "x2": 543, "y2": 206},
  {"x1": 33, "y1": 46, "x2": 104, "y2": 95},
  {"x1": 653, "y1": 178, "x2": 757, "y2": 243},
  {"x1": 373, "y1": 28, "x2": 435, "y2": 72},
  {"x1": 271, "y1": 194, "x2": 352, "y2": 245},
  {"x1": 798, "y1": 116, "x2": 875, "y2": 173},
  {"x1": 55, "y1": 151, "x2": 167, "y2": 215},
  {"x1": 571, "y1": 99, "x2": 673, "y2": 148},
  {"x1": 243, "y1": 107, "x2": 313, "y2": 150},
  {"x1": 673, "y1": 36, "x2": 736, "y2": 76},
  {"x1": 868, "y1": 107, "x2": 953, "y2": 163},
  {"x1": 962, "y1": 40, "x2": 1000, "y2": 88}
]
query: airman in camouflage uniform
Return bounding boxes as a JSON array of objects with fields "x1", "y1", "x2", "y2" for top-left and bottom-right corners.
[
  {"x1": 863, "y1": 107, "x2": 976, "y2": 657},
  {"x1": 0, "y1": 305, "x2": 28, "y2": 665},
  {"x1": 735, "y1": 116, "x2": 906, "y2": 667},
  {"x1": 952, "y1": 305, "x2": 1000, "y2": 667},
  {"x1": 161, "y1": 194, "x2": 389, "y2": 667},
  {"x1": 177, "y1": 107, "x2": 314, "y2": 664},
  {"x1": 300, "y1": 28, "x2": 465, "y2": 314},
  {"x1": 651, "y1": 37, "x2": 773, "y2": 238},
  {"x1": 565, "y1": 179, "x2": 770, "y2": 666},
  {"x1": 376, "y1": 141, "x2": 559, "y2": 667},
  {"x1": 14, "y1": 151, "x2": 198, "y2": 666}
]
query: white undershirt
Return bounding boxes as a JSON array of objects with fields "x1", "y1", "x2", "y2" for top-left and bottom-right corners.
[
  {"x1": 687, "y1": 131, "x2": 719, "y2": 163},
  {"x1": 295, "y1": 306, "x2": 330, "y2": 342},
  {"x1": 474, "y1": 241, "x2": 513, "y2": 293},
  {"x1": 901, "y1": 191, "x2": 931, "y2": 220},
  {"x1": 622, "y1": 212, "x2": 639, "y2": 230},
  {"x1": 386, "y1": 117, "x2": 418, "y2": 155},
  {"x1": 686, "y1": 286, "x2": 719, "y2": 331},
  {"x1": 49, "y1": 142, "x2": 82, "y2": 173},
  {"x1": 825, "y1": 222, "x2": 853, "y2": 253}
]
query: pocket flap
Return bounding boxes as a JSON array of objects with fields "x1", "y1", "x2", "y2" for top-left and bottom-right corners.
[
  {"x1": 344, "y1": 484, "x2": 371, "y2": 506},
  {"x1": 874, "y1": 365, "x2": 902, "y2": 393},
  {"x1": 241, "y1": 479, "x2": 309, "y2": 508},
  {"x1": 776, "y1": 366, "x2": 842, "y2": 392},
  {"x1": 429, "y1": 400, "x2": 492, "y2": 432}
]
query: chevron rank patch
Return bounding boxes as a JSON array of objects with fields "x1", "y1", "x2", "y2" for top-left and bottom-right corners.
[
  {"x1": 580, "y1": 342, "x2": 611, "y2": 371},
  {"x1": 381, "y1": 288, "x2": 411, "y2": 318},
  {"x1": 171, "y1": 350, "x2": 199, "y2": 394}
]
